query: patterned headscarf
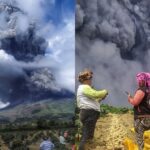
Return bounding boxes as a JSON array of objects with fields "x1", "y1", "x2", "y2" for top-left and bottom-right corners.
[{"x1": 136, "y1": 72, "x2": 150, "y2": 90}]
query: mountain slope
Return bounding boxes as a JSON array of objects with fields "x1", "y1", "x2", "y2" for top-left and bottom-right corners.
[{"x1": 0, "y1": 98, "x2": 75, "y2": 123}]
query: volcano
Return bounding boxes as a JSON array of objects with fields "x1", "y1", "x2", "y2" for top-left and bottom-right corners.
[{"x1": 0, "y1": 0, "x2": 74, "y2": 111}]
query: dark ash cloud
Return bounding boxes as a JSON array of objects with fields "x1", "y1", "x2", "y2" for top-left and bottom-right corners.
[
  {"x1": 0, "y1": 0, "x2": 74, "y2": 109},
  {"x1": 76, "y1": 0, "x2": 150, "y2": 106}
]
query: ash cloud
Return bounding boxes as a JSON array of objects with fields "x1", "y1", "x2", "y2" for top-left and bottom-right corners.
[
  {"x1": 0, "y1": 0, "x2": 74, "y2": 108},
  {"x1": 76, "y1": 0, "x2": 150, "y2": 106}
]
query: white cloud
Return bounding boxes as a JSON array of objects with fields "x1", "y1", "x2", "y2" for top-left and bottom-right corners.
[
  {"x1": 46, "y1": 18, "x2": 75, "y2": 92},
  {"x1": 0, "y1": 100, "x2": 10, "y2": 109},
  {"x1": 0, "y1": 49, "x2": 15, "y2": 62},
  {"x1": 15, "y1": 0, "x2": 53, "y2": 20}
]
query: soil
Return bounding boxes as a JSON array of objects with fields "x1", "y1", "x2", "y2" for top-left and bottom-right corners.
[
  {"x1": 85, "y1": 113, "x2": 135, "y2": 150},
  {"x1": 0, "y1": 136, "x2": 8, "y2": 150}
]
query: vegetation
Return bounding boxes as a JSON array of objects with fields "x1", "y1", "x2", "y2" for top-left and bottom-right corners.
[
  {"x1": 0, "y1": 99, "x2": 76, "y2": 149},
  {"x1": 0, "y1": 129, "x2": 75, "y2": 150},
  {"x1": 100, "y1": 104, "x2": 133, "y2": 115},
  {"x1": 0, "y1": 116, "x2": 75, "y2": 132},
  {"x1": 75, "y1": 104, "x2": 133, "y2": 129},
  {"x1": 0, "y1": 112, "x2": 75, "y2": 149},
  {"x1": 0, "y1": 99, "x2": 75, "y2": 123}
]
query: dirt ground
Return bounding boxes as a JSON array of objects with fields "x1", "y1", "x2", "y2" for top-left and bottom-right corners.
[
  {"x1": 85, "y1": 113, "x2": 135, "y2": 150},
  {"x1": 0, "y1": 136, "x2": 8, "y2": 150}
]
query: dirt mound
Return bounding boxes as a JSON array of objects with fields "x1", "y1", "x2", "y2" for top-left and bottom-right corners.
[{"x1": 85, "y1": 113, "x2": 135, "y2": 150}]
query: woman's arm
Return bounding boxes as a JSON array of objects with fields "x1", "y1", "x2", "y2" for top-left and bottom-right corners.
[
  {"x1": 128, "y1": 90, "x2": 145, "y2": 106},
  {"x1": 83, "y1": 85, "x2": 108, "y2": 101}
]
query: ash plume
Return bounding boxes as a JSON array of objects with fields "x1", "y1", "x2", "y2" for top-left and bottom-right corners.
[
  {"x1": 0, "y1": 0, "x2": 74, "y2": 109},
  {"x1": 76, "y1": 0, "x2": 150, "y2": 106}
]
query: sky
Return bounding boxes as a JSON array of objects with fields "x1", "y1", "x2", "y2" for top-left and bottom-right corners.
[
  {"x1": 46, "y1": 0, "x2": 75, "y2": 24},
  {"x1": 42, "y1": 0, "x2": 75, "y2": 91}
]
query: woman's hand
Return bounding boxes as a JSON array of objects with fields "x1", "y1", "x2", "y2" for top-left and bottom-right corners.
[
  {"x1": 102, "y1": 91, "x2": 108, "y2": 100},
  {"x1": 128, "y1": 94, "x2": 131, "y2": 103}
]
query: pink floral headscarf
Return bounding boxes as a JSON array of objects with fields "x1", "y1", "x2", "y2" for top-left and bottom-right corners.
[{"x1": 136, "y1": 72, "x2": 150, "y2": 90}]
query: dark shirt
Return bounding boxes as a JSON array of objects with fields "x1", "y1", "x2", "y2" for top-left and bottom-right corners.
[{"x1": 134, "y1": 87, "x2": 150, "y2": 118}]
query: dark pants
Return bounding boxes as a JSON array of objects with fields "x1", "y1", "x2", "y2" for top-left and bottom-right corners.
[
  {"x1": 134, "y1": 117, "x2": 150, "y2": 150},
  {"x1": 79, "y1": 109, "x2": 100, "y2": 150}
]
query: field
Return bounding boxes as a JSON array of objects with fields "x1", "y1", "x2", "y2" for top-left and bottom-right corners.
[
  {"x1": 75, "y1": 105, "x2": 136, "y2": 150},
  {"x1": 0, "y1": 99, "x2": 75, "y2": 149},
  {"x1": 0, "y1": 128, "x2": 75, "y2": 150},
  {"x1": 85, "y1": 113, "x2": 135, "y2": 150}
]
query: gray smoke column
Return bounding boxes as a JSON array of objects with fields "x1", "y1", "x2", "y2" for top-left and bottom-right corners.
[
  {"x1": 0, "y1": 0, "x2": 48, "y2": 61},
  {"x1": 0, "y1": 0, "x2": 74, "y2": 109},
  {"x1": 76, "y1": 0, "x2": 150, "y2": 106}
]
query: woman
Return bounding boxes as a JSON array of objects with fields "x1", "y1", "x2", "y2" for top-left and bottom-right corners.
[
  {"x1": 77, "y1": 69, "x2": 108, "y2": 150},
  {"x1": 128, "y1": 72, "x2": 150, "y2": 150}
]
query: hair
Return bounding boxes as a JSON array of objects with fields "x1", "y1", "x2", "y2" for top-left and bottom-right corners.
[
  {"x1": 138, "y1": 80, "x2": 146, "y2": 87},
  {"x1": 42, "y1": 135, "x2": 49, "y2": 140},
  {"x1": 78, "y1": 69, "x2": 93, "y2": 83}
]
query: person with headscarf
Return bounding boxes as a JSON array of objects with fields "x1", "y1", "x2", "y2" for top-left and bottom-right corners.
[
  {"x1": 77, "y1": 69, "x2": 108, "y2": 150},
  {"x1": 128, "y1": 72, "x2": 150, "y2": 150}
]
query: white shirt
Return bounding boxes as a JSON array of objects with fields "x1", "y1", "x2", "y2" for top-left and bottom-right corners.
[{"x1": 77, "y1": 85, "x2": 100, "y2": 111}]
